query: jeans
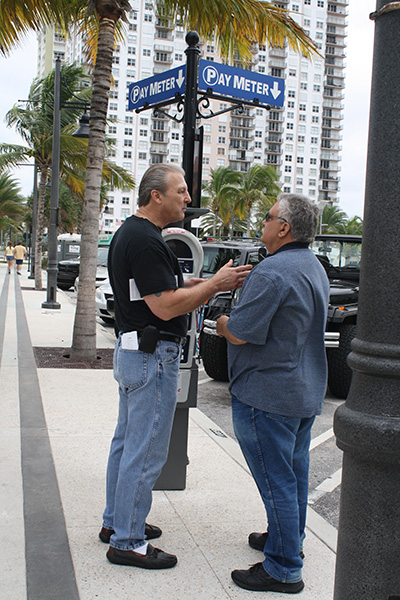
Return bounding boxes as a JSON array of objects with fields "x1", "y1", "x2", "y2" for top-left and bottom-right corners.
[
  {"x1": 103, "y1": 337, "x2": 181, "y2": 551},
  {"x1": 232, "y1": 395, "x2": 315, "y2": 583}
]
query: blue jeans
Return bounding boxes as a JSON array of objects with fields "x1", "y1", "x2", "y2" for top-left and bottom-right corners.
[
  {"x1": 103, "y1": 337, "x2": 180, "y2": 551},
  {"x1": 232, "y1": 395, "x2": 315, "y2": 583}
]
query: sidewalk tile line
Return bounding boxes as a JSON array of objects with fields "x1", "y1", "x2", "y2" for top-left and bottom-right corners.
[{"x1": 14, "y1": 279, "x2": 80, "y2": 600}]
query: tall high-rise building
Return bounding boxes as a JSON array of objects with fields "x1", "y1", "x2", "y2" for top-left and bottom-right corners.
[{"x1": 37, "y1": 0, "x2": 348, "y2": 234}]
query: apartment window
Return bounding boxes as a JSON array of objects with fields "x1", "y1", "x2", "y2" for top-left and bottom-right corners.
[
  {"x1": 298, "y1": 135, "x2": 305, "y2": 143},
  {"x1": 138, "y1": 152, "x2": 147, "y2": 160},
  {"x1": 309, "y1": 179, "x2": 316, "y2": 186},
  {"x1": 289, "y1": 69, "x2": 296, "y2": 77},
  {"x1": 317, "y1": 1, "x2": 324, "y2": 6},
  {"x1": 299, "y1": 103, "x2": 306, "y2": 111},
  {"x1": 283, "y1": 186, "x2": 291, "y2": 193},
  {"x1": 285, "y1": 155, "x2": 292, "y2": 162},
  {"x1": 292, "y1": 4, "x2": 299, "y2": 11},
  {"x1": 300, "y1": 82, "x2": 308, "y2": 90},
  {"x1": 312, "y1": 105, "x2": 320, "y2": 113},
  {"x1": 312, "y1": 116, "x2": 320, "y2": 123},
  {"x1": 124, "y1": 139, "x2": 132, "y2": 146},
  {"x1": 144, "y1": 13, "x2": 152, "y2": 21},
  {"x1": 125, "y1": 116, "x2": 133, "y2": 124},
  {"x1": 297, "y1": 157, "x2": 304, "y2": 164},
  {"x1": 288, "y1": 101, "x2": 295, "y2": 108},
  {"x1": 304, "y1": 0, "x2": 311, "y2": 4},
  {"x1": 255, "y1": 130, "x2": 263, "y2": 138},
  {"x1": 218, "y1": 125, "x2": 226, "y2": 132},
  {"x1": 255, "y1": 141, "x2": 262, "y2": 148},
  {"x1": 143, "y1": 49, "x2": 151, "y2": 56},
  {"x1": 109, "y1": 103, "x2": 118, "y2": 111},
  {"x1": 108, "y1": 126, "x2": 117, "y2": 134},
  {"x1": 122, "y1": 197, "x2": 130, "y2": 205},
  {"x1": 310, "y1": 158, "x2": 317, "y2": 164},
  {"x1": 311, "y1": 137, "x2": 318, "y2": 144},
  {"x1": 284, "y1": 176, "x2": 291, "y2": 183},
  {"x1": 127, "y1": 58, "x2": 136, "y2": 66},
  {"x1": 287, "y1": 123, "x2": 294, "y2": 130},
  {"x1": 203, "y1": 157, "x2": 210, "y2": 165},
  {"x1": 258, "y1": 66, "x2": 266, "y2": 73},
  {"x1": 284, "y1": 166, "x2": 292, "y2": 172},
  {"x1": 139, "y1": 129, "x2": 148, "y2": 136},
  {"x1": 206, "y1": 45, "x2": 215, "y2": 52},
  {"x1": 218, "y1": 136, "x2": 226, "y2": 144},
  {"x1": 288, "y1": 90, "x2": 296, "y2": 98},
  {"x1": 124, "y1": 128, "x2": 132, "y2": 135},
  {"x1": 129, "y1": 23, "x2": 137, "y2": 31},
  {"x1": 217, "y1": 147, "x2": 225, "y2": 155},
  {"x1": 299, "y1": 114, "x2": 307, "y2": 122},
  {"x1": 314, "y1": 85, "x2": 321, "y2": 92},
  {"x1": 175, "y1": 53, "x2": 183, "y2": 61},
  {"x1": 171, "y1": 132, "x2": 179, "y2": 140},
  {"x1": 204, "y1": 135, "x2": 211, "y2": 143},
  {"x1": 287, "y1": 112, "x2": 294, "y2": 119},
  {"x1": 123, "y1": 151, "x2": 132, "y2": 158},
  {"x1": 128, "y1": 47, "x2": 136, "y2": 54},
  {"x1": 296, "y1": 178, "x2": 303, "y2": 185},
  {"x1": 217, "y1": 159, "x2": 225, "y2": 167},
  {"x1": 317, "y1": 21, "x2": 324, "y2": 29}
]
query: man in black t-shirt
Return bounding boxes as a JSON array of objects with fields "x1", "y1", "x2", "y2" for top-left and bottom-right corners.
[{"x1": 101, "y1": 164, "x2": 252, "y2": 570}]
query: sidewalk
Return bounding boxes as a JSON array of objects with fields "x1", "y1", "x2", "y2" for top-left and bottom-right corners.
[{"x1": 0, "y1": 264, "x2": 337, "y2": 599}]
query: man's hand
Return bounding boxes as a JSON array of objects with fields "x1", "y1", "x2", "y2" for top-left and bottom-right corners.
[
  {"x1": 212, "y1": 259, "x2": 252, "y2": 292},
  {"x1": 216, "y1": 315, "x2": 246, "y2": 345}
]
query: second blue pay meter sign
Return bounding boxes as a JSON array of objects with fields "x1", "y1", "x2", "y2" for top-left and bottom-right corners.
[{"x1": 198, "y1": 59, "x2": 285, "y2": 108}]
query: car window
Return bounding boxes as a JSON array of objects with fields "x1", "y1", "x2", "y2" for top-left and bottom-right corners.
[
  {"x1": 97, "y1": 246, "x2": 109, "y2": 266},
  {"x1": 311, "y1": 240, "x2": 362, "y2": 269},
  {"x1": 202, "y1": 247, "x2": 241, "y2": 275}
]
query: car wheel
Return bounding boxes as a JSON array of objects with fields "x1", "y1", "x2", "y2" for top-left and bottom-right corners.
[
  {"x1": 327, "y1": 323, "x2": 356, "y2": 399},
  {"x1": 200, "y1": 331, "x2": 229, "y2": 382}
]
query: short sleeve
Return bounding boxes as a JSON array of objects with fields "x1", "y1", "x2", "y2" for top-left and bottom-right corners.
[{"x1": 130, "y1": 239, "x2": 179, "y2": 297}]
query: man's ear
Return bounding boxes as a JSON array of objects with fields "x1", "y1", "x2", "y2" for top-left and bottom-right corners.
[
  {"x1": 278, "y1": 222, "x2": 291, "y2": 238},
  {"x1": 150, "y1": 189, "x2": 162, "y2": 205}
]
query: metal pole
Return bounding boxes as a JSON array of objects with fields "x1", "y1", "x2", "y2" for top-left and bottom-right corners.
[
  {"x1": 42, "y1": 58, "x2": 61, "y2": 309},
  {"x1": 28, "y1": 160, "x2": 38, "y2": 279},
  {"x1": 333, "y1": 3, "x2": 400, "y2": 599},
  {"x1": 182, "y1": 31, "x2": 200, "y2": 208}
]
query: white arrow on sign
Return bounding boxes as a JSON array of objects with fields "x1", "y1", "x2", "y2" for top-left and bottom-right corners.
[
  {"x1": 270, "y1": 81, "x2": 282, "y2": 100},
  {"x1": 176, "y1": 69, "x2": 185, "y2": 89}
]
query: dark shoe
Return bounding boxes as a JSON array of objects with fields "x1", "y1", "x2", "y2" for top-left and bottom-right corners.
[
  {"x1": 249, "y1": 531, "x2": 305, "y2": 560},
  {"x1": 231, "y1": 562, "x2": 304, "y2": 593},
  {"x1": 99, "y1": 523, "x2": 162, "y2": 544},
  {"x1": 106, "y1": 543, "x2": 177, "y2": 569}
]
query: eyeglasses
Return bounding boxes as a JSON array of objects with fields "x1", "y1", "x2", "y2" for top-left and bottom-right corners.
[{"x1": 264, "y1": 212, "x2": 288, "y2": 224}]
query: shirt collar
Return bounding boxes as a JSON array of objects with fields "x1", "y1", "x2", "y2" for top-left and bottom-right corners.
[{"x1": 271, "y1": 241, "x2": 309, "y2": 256}]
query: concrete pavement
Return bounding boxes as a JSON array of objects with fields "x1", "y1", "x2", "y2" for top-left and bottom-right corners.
[{"x1": 0, "y1": 263, "x2": 337, "y2": 599}]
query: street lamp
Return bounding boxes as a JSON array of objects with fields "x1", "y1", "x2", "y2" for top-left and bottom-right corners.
[
  {"x1": 42, "y1": 58, "x2": 61, "y2": 309},
  {"x1": 41, "y1": 59, "x2": 90, "y2": 309}
]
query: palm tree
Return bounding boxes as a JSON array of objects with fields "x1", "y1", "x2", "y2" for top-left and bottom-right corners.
[
  {"x1": 320, "y1": 205, "x2": 348, "y2": 234},
  {"x1": 202, "y1": 166, "x2": 242, "y2": 236},
  {"x1": 237, "y1": 165, "x2": 281, "y2": 237},
  {"x1": 336, "y1": 215, "x2": 363, "y2": 235},
  {"x1": 0, "y1": 172, "x2": 26, "y2": 231},
  {"x1": 0, "y1": 64, "x2": 134, "y2": 289},
  {"x1": 0, "y1": 0, "x2": 318, "y2": 360}
]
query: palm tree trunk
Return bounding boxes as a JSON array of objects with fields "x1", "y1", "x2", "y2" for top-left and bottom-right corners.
[
  {"x1": 246, "y1": 205, "x2": 251, "y2": 238},
  {"x1": 70, "y1": 17, "x2": 115, "y2": 360},
  {"x1": 34, "y1": 166, "x2": 48, "y2": 289}
]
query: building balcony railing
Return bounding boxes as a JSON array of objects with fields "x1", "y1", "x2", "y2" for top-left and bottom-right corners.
[
  {"x1": 269, "y1": 46, "x2": 287, "y2": 58},
  {"x1": 154, "y1": 31, "x2": 174, "y2": 41},
  {"x1": 154, "y1": 44, "x2": 173, "y2": 53},
  {"x1": 150, "y1": 145, "x2": 169, "y2": 154}
]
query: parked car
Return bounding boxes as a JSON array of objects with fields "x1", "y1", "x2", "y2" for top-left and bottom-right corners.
[
  {"x1": 199, "y1": 234, "x2": 362, "y2": 399},
  {"x1": 95, "y1": 279, "x2": 114, "y2": 324},
  {"x1": 57, "y1": 244, "x2": 110, "y2": 291}
]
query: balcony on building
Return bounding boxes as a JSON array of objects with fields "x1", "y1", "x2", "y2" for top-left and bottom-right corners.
[
  {"x1": 154, "y1": 29, "x2": 174, "y2": 41},
  {"x1": 230, "y1": 161, "x2": 252, "y2": 172},
  {"x1": 151, "y1": 119, "x2": 170, "y2": 133},
  {"x1": 150, "y1": 144, "x2": 169, "y2": 154},
  {"x1": 154, "y1": 17, "x2": 174, "y2": 29},
  {"x1": 231, "y1": 117, "x2": 254, "y2": 129}
]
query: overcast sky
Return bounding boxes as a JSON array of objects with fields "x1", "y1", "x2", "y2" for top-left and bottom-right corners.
[{"x1": 0, "y1": 1, "x2": 376, "y2": 218}]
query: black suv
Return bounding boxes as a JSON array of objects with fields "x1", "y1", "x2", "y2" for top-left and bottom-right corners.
[
  {"x1": 199, "y1": 234, "x2": 361, "y2": 399},
  {"x1": 57, "y1": 245, "x2": 110, "y2": 290}
]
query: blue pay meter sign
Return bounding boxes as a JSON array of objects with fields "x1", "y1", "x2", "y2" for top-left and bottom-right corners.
[
  {"x1": 128, "y1": 64, "x2": 186, "y2": 110},
  {"x1": 198, "y1": 59, "x2": 285, "y2": 108}
]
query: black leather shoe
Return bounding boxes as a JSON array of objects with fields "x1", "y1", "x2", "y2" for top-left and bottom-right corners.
[
  {"x1": 99, "y1": 523, "x2": 162, "y2": 544},
  {"x1": 249, "y1": 531, "x2": 305, "y2": 560},
  {"x1": 106, "y1": 543, "x2": 177, "y2": 569},
  {"x1": 231, "y1": 562, "x2": 304, "y2": 593}
]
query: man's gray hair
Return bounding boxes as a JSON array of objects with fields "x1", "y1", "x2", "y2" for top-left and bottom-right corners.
[
  {"x1": 138, "y1": 163, "x2": 185, "y2": 207},
  {"x1": 277, "y1": 193, "x2": 319, "y2": 243}
]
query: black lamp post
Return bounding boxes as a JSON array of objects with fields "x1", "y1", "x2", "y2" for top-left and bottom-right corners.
[{"x1": 42, "y1": 58, "x2": 61, "y2": 309}]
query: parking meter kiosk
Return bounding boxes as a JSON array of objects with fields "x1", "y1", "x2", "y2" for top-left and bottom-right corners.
[{"x1": 154, "y1": 227, "x2": 204, "y2": 490}]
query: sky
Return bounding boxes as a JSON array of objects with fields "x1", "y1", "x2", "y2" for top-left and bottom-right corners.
[{"x1": 0, "y1": 1, "x2": 376, "y2": 218}]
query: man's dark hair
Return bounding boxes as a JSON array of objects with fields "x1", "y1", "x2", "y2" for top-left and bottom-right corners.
[
  {"x1": 277, "y1": 193, "x2": 319, "y2": 243},
  {"x1": 138, "y1": 164, "x2": 185, "y2": 207}
]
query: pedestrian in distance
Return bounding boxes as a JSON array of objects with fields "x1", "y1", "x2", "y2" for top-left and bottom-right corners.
[
  {"x1": 4, "y1": 241, "x2": 14, "y2": 273},
  {"x1": 13, "y1": 241, "x2": 27, "y2": 276},
  {"x1": 101, "y1": 163, "x2": 252, "y2": 570},
  {"x1": 216, "y1": 193, "x2": 330, "y2": 594}
]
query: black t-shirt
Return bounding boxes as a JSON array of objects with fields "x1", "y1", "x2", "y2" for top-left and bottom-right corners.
[{"x1": 108, "y1": 215, "x2": 188, "y2": 336}]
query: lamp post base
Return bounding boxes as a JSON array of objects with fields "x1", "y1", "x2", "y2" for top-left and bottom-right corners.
[{"x1": 41, "y1": 301, "x2": 61, "y2": 310}]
